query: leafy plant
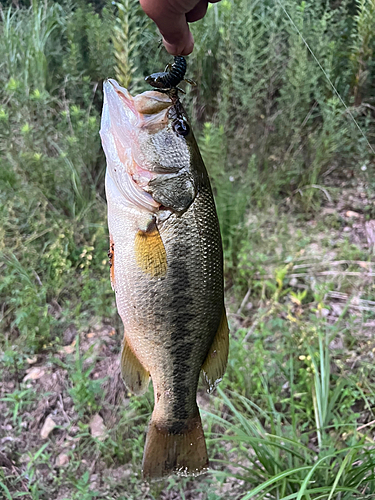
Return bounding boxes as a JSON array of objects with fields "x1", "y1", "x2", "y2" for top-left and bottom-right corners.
[
  {"x1": 1, "y1": 386, "x2": 36, "y2": 425},
  {"x1": 65, "y1": 336, "x2": 104, "y2": 418}
]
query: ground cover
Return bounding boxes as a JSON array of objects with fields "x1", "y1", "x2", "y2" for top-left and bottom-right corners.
[{"x1": 2, "y1": 180, "x2": 375, "y2": 499}]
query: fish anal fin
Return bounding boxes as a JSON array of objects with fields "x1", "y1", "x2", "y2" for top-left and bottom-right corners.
[
  {"x1": 135, "y1": 221, "x2": 167, "y2": 278},
  {"x1": 121, "y1": 337, "x2": 150, "y2": 395},
  {"x1": 201, "y1": 309, "x2": 229, "y2": 393},
  {"x1": 142, "y1": 409, "x2": 209, "y2": 480}
]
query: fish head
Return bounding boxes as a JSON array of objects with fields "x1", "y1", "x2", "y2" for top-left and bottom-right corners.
[{"x1": 100, "y1": 79, "x2": 198, "y2": 214}]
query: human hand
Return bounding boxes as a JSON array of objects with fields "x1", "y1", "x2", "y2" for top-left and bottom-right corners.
[{"x1": 140, "y1": 0, "x2": 221, "y2": 55}]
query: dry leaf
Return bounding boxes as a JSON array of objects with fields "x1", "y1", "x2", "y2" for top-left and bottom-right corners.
[
  {"x1": 59, "y1": 340, "x2": 76, "y2": 355},
  {"x1": 19, "y1": 453, "x2": 30, "y2": 464},
  {"x1": 40, "y1": 416, "x2": 57, "y2": 439},
  {"x1": 87, "y1": 332, "x2": 96, "y2": 339},
  {"x1": 359, "y1": 261, "x2": 370, "y2": 269},
  {"x1": 330, "y1": 303, "x2": 343, "y2": 317},
  {"x1": 89, "y1": 414, "x2": 106, "y2": 441},
  {"x1": 346, "y1": 210, "x2": 361, "y2": 218},
  {"x1": 26, "y1": 356, "x2": 38, "y2": 365},
  {"x1": 55, "y1": 452, "x2": 69, "y2": 467},
  {"x1": 23, "y1": 367, "x2": 45, "y2": 382}
]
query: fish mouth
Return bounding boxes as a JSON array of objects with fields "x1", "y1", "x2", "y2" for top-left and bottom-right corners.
[
  {"x1": 100, "y1": 80, "x2": 177, "y2": 213},
  {"x1": 101, "y1": 79, "x2": 174, "y2": 143},
  {"x1": 105, "y1": 79, "x2": 173, "y2": 123}
]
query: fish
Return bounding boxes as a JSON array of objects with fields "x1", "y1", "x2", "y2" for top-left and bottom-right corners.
[{"x1": 99, "y1": 79, "x2": 229, "y2": 480}]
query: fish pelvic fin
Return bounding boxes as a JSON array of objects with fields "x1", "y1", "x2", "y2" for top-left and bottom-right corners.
[
  {"x1": 135, "y1": 220, "x2": 167, "y2": 278},
  {"x1": 142, "y1": 409, "x2": 209, "y2": 481},
  {"x1": 201, "y1": 308, "x2": 229, "y2": 393},
  {"x1": 120, "y1": 336, "x2": 150, "y2": 395},
  {"x1": 108, "y1": 234, "x2": 115, "y2": 291}
]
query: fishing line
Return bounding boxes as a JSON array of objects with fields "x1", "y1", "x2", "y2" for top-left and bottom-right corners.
[{"x1": 276, "y1": 0, "x2": 375, "y2": 156}]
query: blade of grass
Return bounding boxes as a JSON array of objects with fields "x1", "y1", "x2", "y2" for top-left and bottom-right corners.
[
  {"x1": 0, "y1": 482, "x2": 12, "y2": 500},
  {"x1": 296, "y1": 455, "x2": 336, "y2": 500},
  {"x1": 239, "y1": 466, "x2": 312, "y2": 500},
  {"x1": 327, "y1": 450, "x2": 354, "y2": 500}
]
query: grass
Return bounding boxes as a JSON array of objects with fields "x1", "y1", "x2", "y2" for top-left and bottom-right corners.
[
  {"x1": 2, "y1": 202, "x2": 375, "y2": 499},
  {"x1": 1, "y1": 0, "x2": 375, "y2": 498}
]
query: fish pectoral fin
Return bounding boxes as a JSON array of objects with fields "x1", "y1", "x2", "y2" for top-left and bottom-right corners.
[
  {"x1": 201, "y1": 309, "x2": 229, "y2": 393},
  {"x1": 135, "y1": 220, "x2": 167, "y2": 278},
  {"x1": 121, "y1": 337, "x2": 150, "y2": 395}
]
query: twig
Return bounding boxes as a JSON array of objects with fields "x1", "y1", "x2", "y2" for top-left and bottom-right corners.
[
  {"x1": 58, "y1": 394, "x2": 70, "y2": 424},
  {"x1": 295, "y1": 184, "x2": 332, "y2": 202},
  {"x1": 292, "y1": 260, "x2": 372, "y2": 269},
  {"x1": 289, "y1": 271, "x2": 375, "y2": 277},
  {"x1": 243, "y1": 319, "x2": 260, "y2": 343},
  {"x1": 357, "y1": 419, "x2": 375, "y2": 431},
  {"x1": 237, "y1": 288, "x2": 251, "y2": 315},
  {"x1": 362, "y1": 102, "x2": 375, "y2": 112},
  {"x1": 322, "y1": 163, "x2": 338, "y2": 177},
  {"x1": 33, "y1": 271, "x2": 43, "y2": 286},
  {"x1": 253, "y1": 271, "x2": 375, "y2": 279}
]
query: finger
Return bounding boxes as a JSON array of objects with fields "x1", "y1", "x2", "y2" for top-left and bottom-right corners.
[
  {"x1": 140, "y1": 0, "x2": 196, "y2": 54},
  {"x1": 140, "y1": 0, "x2": 204, "y2": 17},
  {"x1": 186, "y1": 0, "x2": 208, "y2": 23},
  {"x1": 163, "y1": 31, "x2": 194, "y2": 56}
]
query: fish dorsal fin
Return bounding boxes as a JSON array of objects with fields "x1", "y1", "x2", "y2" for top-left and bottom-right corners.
[
  {"x1": 121, "y1": 337, "x2": 150, "y2": 395},
  {"x1": 201, "y1": 309, "x2": 229, "y2": 393},
  {"x1": 135, "y1": 220, "x2": 167, "y2": 278}
]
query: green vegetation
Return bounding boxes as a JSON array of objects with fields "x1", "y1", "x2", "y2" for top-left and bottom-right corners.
[{"x1": 1, "y1": 0, "x2": 375, "y2": 498}]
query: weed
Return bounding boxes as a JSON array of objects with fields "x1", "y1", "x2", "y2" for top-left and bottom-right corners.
[
  {"x1": 0, "y1": 347, "x2": 27, "y2": 377},
  {"x1": 67, "y1": 471, "x2": 100, "y2": 500},
  {"x1": 1, "y1": 386, "x2": 36, "y2": 426},
  {"x1": 65, "y1": 337, "x2": 105, "y2": 418}
]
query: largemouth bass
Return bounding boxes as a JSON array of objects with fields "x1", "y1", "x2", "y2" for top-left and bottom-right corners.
[{"x1": 100, "y1": 79, "x2": 229, "y2": 480}]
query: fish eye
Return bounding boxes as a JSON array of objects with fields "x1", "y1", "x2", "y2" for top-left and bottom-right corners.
[{"x1": 172, "y1": 118, "x2": 190, "y2": 137}]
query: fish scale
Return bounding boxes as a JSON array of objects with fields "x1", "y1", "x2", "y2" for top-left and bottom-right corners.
[{"x1": 100, "y1": 79, "x2": 229, "y2": 479}]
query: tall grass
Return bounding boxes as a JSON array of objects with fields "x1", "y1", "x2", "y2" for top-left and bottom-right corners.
[
  {"x1": 0, "y1": 0, "x2": 60, "y2": 92},
  {"x1": 205, "y1": 313, "x2": 375, "y2": 498},
  {"x1": 188, "y1": 0, "x2": 374, "y2": 210},
  {"x1": 0, "y1": 1, "x2": 117, "y2": 351},
  {"x1": 208, "y1": 387, "x2": 374, "y2": 499},
  {"x1": 112, "y1": 0, "x2": 144, "y2": 90},
  {"x1": 351, "y1": 0, "x2": 375, "y2": 106}
]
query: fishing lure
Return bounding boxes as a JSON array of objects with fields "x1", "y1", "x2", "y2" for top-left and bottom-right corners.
[{"x1": 145, "y1": 56, "x2": 194, "y2": 93}]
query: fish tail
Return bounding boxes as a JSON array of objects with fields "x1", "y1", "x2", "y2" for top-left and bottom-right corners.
[{"x1": 142, "y1": 408, "x2": 209, "y2": 480}]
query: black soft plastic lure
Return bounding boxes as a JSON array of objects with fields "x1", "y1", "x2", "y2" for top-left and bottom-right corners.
[{"x1": 145, "y1": 56, "x2": 193, "y2": 93}]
